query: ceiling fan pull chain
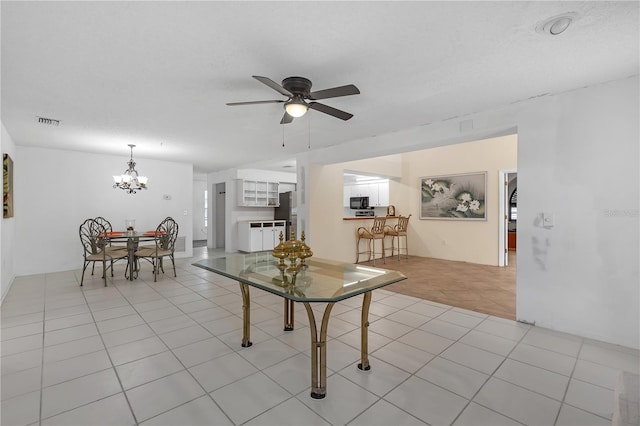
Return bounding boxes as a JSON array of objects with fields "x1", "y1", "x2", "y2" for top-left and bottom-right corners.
[
  {"x1": 282, "y1": 123, "x2": 285, "y2": 147},
  {"x1": 308, "y1": 115, "x2": 311, "y2": 150}
]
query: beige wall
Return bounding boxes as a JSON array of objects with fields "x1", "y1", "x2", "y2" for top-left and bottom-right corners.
[
  {"x1": 309, "y1": 134, "x2": 517, "y2": 265},
  {"x1": 404, "y1": 134, "x2": 516, "y2": 264}
]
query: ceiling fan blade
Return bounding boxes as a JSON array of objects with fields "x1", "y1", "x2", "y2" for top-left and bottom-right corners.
[
  {"x1": 253, "y1": 76, "x2": 292, "y2": 97},
  {"x1": 308, "y1": 102, "x2": 354, "y2": 121},
  {"x1": 226, "y1": 100, "x2": 285, "y2": 106},
  {"x1": 280, "y1": 112, "x2": 294, "y2": 124},
  {"x1": 309, "y1": 84, "x2": 360, "y2": 100}
]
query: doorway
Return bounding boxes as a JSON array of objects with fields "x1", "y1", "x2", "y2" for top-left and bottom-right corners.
[
  {"x1": 498, "y1": 169, "x2": 517, "y2": 267},
  {"x1": 215, "y1": 182, "x2": 225, "y2": 249}
]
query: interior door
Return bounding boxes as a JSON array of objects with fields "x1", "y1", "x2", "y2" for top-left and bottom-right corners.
[{"x1": 215, "y1": 182, "x2": 225, "y2": 248}]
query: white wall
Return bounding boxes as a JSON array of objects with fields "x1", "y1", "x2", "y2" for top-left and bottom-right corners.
[
  {"x1": 300, "y1": 76, "x2": 639, "y2": 349},
  {"x1": 14, "y1": 146, "x2": 193, "y2": 275},
  {"x1": 1, "y1": 123, "x2": 17, "y2": 302},
  {"x1": 515, "y1": 77, "x2": 639, "y2": 349},
  {"x1": 192, "y1": 174, "x2": 207, "y2": 241}
]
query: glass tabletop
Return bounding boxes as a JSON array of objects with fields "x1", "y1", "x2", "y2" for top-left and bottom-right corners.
[{"x1": 193, "y1": 252, "x2": 406, "y2": 303}]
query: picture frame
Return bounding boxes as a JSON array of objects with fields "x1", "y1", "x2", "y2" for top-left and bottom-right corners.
[
  {"x1": 3, "y1": 153, "x2": 14, "y2": 218},
  {"x1": 420, "y1": 171, "x2": 487, "y2": 220}
]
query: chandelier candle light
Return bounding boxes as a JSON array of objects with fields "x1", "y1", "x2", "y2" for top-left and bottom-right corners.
[{"x1": 113, "y1": 144, "x2": 148, "y2": 194}]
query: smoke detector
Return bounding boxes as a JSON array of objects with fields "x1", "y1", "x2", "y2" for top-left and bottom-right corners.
[{"x1": 536, "y1": 13, "x2": 577, "y2": 36}]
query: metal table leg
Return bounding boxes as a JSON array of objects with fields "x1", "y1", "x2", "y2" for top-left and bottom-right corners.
[
  {"x1": 303, "y1": 302, "x2": 335, "y2": 399},
  {"x1": 284, "y1": 299, "x2": 295, "y2": 331},
  {"x1": 358, "y1": 291, "x2": 372, "y2": 371},
  {"x1": 239, "y1": 282, "x2": 252, "y2": 347},
  {"x1": 126, "y1": 238, "x2": 137, "y2": 281}
]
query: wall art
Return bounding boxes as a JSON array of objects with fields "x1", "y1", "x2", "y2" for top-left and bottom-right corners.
[{"x1": 420, "y1": 172, "x2": 487, "y2": 220}]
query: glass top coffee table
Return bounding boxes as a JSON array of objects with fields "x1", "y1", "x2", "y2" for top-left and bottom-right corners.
[{"x1": 193, "y1": 252, "x2": 406, "y2": 399}]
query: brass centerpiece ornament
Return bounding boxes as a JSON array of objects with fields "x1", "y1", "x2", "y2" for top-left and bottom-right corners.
[{"x1": 272, "y1": 230, "x2": 313, "y2": 288}]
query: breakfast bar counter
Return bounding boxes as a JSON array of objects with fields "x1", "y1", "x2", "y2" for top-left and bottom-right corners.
[{"x1": 343, "y1": 216, "x2": 398, "y2": 221}]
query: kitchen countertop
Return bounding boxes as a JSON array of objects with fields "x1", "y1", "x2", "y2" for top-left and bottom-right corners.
[{"x1": 343, "y1": 216, "x2": 398, "y2": 221}]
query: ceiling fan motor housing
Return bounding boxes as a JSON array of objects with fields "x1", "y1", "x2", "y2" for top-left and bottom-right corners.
[
  {"x1": 226, "y1": 75, "x2": 358, "y2": 122},
  {"x1": 282, "y1": 77, "x2": 312, "y2": 96}
]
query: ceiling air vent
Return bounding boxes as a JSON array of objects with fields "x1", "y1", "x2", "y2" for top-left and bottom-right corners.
[{"x1": 36, "y1": 116, "x2": 61, "y2": 126}]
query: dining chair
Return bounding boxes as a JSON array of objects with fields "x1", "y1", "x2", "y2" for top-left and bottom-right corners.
[
  {"x1": 135, "y1": 217, "x2": 179, "y2": 282},
  {"x1": 356, "y1": 216, "x2": 387, "y2": 265},
  {"x1": 385, "y1": 214, "x2": 411, "y2": 260},
  {"x1": 94, "y1": 216, "x2": 129, "y2": 255},
  {"x1": 79, "y1": 218, "x2": 127, "y2": 286}
]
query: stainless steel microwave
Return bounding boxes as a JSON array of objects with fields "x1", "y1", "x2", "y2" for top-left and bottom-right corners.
[{"x1": 350, "y1": 196, "x2": 369, "y2": 210}]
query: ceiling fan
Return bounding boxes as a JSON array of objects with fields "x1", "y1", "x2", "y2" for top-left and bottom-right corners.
[{"x1": 226, "y1": 76, "x2": 360, "y2": 124}]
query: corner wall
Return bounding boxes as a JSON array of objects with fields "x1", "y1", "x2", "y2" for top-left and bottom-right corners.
[
  {"x1": 303, "y1": 76, "x2": 639, "y2": 349},
  {"x1": 14, "y1": 146, "x2": 194, "y2": 275},
  {"x1": 1, "y1": 123, "x2": 17, "y2": 302},
  {"x1": 307, "y1": 136, "x2": 516, "y2": 265},
  {"x1": 404, "y1": 135, "x2": 517, "y2": 264}
]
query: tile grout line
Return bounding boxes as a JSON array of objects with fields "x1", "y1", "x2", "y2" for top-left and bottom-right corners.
[
  {"x1": 447, "y1": 317, "x2": 533, "y2": 426},
  {"x1": 4, "y1": 250, "x2": 635, "y2": 426},
  {"x1": 553, "y1": 337, "x2": 585, "y2": 425},
  {"x1": 108, "y1": 269, "x2": 238, "y2": 425},
  {"x1": 77, "y1": 272, "x2": 141, "y2": 425}
]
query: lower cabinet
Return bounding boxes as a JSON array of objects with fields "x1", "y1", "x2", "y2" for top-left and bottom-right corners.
[{"x1": 238, "y1": 220, "x2": 286, "y2": 252}]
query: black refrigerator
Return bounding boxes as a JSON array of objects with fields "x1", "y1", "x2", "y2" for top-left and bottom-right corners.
[{"x1": 274, "y1": 191, "x2": 297, "y2": 239}]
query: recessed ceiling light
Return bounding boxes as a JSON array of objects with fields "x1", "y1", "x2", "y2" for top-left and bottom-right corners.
[{"x1": 536, "y1": 13, "x2": 577, "y2": 36}]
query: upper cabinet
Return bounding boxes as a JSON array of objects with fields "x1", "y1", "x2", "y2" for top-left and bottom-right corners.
[
  {"x1": 377, "y1": 181, "x2": 389, "y2": 207},
  {"x1": 344, "y1": 181, "x2": 390, "y2": 207},
  {"x1": 236, "y1": 179, "x2": 279, "y2": 207}
]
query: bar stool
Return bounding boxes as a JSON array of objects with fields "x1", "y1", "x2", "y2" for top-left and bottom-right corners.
[
  {"x1": 385, "y1": 214, "x2": 411, "y2": 260},
  {"x1": 356, "y1": 216, "x2": 387, "y2": 265}
]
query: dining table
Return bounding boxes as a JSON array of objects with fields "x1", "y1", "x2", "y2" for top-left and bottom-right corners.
[
  {"x1": 100, "y1": 230, "x2": 162, "y2": 281},
  {"x1": 193, "y1": 252, "x2": 406, "y2": 399}
]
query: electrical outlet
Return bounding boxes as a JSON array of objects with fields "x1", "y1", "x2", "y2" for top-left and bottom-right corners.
[{"x1": 163, "y1": 194, "x2": 171, "y2": 200}]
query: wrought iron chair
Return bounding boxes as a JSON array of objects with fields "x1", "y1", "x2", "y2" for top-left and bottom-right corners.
[
  {"x1": 79, "y1": 218, "x2": 127, "y2": 286},
  {"x1": 135, "y1": 217, "x2": 179, "y2": 282},
  {"x1": 94, "y1": 216, "x2": 129, "y2": 256},
  {"x1": 385, "y1": 214, "x2": 411, "y2": 260},
  {"x1": 356, "y1": 216, "x2": 387, "y2": 265}
]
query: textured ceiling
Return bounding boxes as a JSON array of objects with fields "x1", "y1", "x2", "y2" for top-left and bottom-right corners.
[{"x1": 1, "y1": 1, "x2": 638, "y2": 173}]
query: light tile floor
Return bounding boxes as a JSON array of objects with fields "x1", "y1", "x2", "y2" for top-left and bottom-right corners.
[{"x1": 1, "y1": 248, "x2": 638, "y2": 425}]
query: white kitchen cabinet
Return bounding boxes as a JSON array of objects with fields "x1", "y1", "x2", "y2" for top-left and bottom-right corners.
[
  {"x1": 238, "y1": 220, "x2": 286, "y2": 252},
  {"x1": 344, "y1": 181, "x2": 390, "y2": 207},
  {"x1": 236, "y1": 180, "x2": 279, "y2": 207},
  {"x1": 377, "y1": 181, "x2": 389, "y2": 206}
]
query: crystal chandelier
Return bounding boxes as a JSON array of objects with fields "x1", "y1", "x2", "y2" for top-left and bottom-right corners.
[{"x1": 113, "y1": 144, "x2": 148, "y2": 194}]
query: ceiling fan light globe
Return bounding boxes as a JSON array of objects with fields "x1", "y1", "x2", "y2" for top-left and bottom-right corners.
[{"x1": 285, "y1": 102, "x2": 308, "y2": 118}]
